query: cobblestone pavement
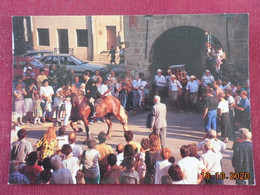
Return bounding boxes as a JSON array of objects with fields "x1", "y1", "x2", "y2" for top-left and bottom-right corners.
[{"x1": 20, "y1": 108, "x2": 236, "y2": 185}]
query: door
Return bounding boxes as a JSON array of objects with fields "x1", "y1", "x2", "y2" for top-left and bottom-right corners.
[
  {"x1": 106, "y1": 26, "x2": 117, "y2": 50},
  {"x1": 57, "y1": 29, "x2": 69, "y2": 54}
]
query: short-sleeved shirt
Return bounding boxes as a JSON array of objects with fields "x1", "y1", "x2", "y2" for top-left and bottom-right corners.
[
  {"x1": 40, "y1": 85, "x2": 54, "y2": 103},
  {"x1": 11, "y1": 139, "x2": 33, "y2": 163},
  {"x1": 82, "y1": 149, "x2": 100, "y2": 178},
  {"x1": 186, "y1": 80, "x2": 200, "y2": 93},
  {"x1": 239, "y1": 98, "x2": 250, "y2": 112},
  {"x1": 201, "y1": 75, "x2": 214, "y2": 87},
  {"x1": 169, "y1": 80, "x2": 182, "y2": 91},
  {"x1": 205, "y1": 96, "x2": 218, "y2": 111},
  {"x1": 155, "y1": 75, "x2": 167, "y2": 87},
  {"x1": 177, "y1": 156, "x2": 205, "y2": 184},
  {"x1": 218, "y1": 100, "x2": 229, "y2": 113},
  {"x1": 94, "y1": 143, "x2": 113, "y2": 165}
]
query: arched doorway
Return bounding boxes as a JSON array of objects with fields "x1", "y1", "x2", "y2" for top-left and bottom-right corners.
[{"x1": 149, "y1": 26, "x2": 223, "y2": 79}]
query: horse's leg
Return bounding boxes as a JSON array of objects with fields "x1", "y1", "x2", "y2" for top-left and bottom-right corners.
[
  {"x1": 70, "y1": 118, "x2": 83, "y2": 133},
  {"x1": 114, "y1": 105, "x2": 129, "y2": 132},
  {"x1": 82, "y1": 117, "x2": 90, "y2": 144},
  {"x1": 104, "y1": 114, "x2": 113, "y2": 139}
]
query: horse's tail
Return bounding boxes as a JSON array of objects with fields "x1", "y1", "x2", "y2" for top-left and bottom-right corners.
[{"x1": 119, "y1": 105, "x2": 128, "y2": 124}]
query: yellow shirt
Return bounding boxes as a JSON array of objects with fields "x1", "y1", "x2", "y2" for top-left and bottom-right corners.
[{"x1": 36, "y1": 75, "x2": 48, "y2": 88}]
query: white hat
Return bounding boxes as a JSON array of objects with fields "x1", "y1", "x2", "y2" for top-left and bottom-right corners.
[
  {"x1": 206, "y1": 70, "x2": 210, "y2": 73},
  {"x1": 190, "y1": 75, "x2": 195, "y2": 79},
  {"x1": 157, "y1": 69, "x2": 162, "y2": 73}
]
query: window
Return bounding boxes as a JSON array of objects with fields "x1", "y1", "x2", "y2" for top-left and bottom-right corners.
[
  {"x1": 76, "y1": 29, "x2": 88, "y2": 47},
  {"x1": 60, "y1": 56, "x2": 77, "y2": 66},
  {"x1": 38, "y1": 28, "x2": 50, "y2": 46}
]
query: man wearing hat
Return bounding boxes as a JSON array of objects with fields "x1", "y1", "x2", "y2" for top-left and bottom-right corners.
[
  {"x1": 186, "y1": 75, "x2": 200, "y2": 112},
  {"x1": 201, "y1": 70, "x2": 215, "y2": 88},
  {"x1": 154, "y1": 69, "x2": 167, "y2": 97}
]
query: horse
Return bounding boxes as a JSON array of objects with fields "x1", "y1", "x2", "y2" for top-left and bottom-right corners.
[{"x1": 64, "y1": 85, "x2": 129, "y2": 142}]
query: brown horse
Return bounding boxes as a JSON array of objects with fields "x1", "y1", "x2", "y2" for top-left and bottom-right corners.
[{"x1": 64, "y1": 85, "x2": 128, "y2": 142}]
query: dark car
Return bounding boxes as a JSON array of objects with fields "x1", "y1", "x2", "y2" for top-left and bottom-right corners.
[
  {"x1": 39, "y1": 54, "x2": 109, "y2": 75},
  {"x1": 13, "y1": 56, "x2": 49, "y2": 79}
]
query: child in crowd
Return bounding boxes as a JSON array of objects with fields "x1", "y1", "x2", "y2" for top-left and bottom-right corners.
[{"x1": 34, "y1": 94, "x2": 42, "y2": 124}]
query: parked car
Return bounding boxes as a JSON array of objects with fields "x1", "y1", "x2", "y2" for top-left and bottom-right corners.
[
  {"x1": 19, "y1": 50, "x2": 53, "y2": 59},
  {"x1": 13, "y1": 56, "x2": 49, "y2": 79},
  {"x1": 39, "y1": 54, "x2": 109, "y2": 75}
]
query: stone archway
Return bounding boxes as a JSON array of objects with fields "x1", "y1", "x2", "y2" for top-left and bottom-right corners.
[{"x1": 148, "y1": 26, "x2": 223, "y2": 78}]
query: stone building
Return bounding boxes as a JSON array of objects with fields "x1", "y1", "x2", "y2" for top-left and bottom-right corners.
[
  {"x1": 30, "y1": 16, "x2": 124, "y2": 61},
  {"x1": 123, "y1": 14, "x2": 249, "y2": 80}
]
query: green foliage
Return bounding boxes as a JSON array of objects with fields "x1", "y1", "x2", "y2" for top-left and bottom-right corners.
[{"x1": 48, "y1": 65, "x2": 74, "y2": 90}]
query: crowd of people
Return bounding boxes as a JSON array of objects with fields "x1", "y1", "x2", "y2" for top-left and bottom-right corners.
[
  {"x1": 154, "y1": 68, "x2": 251, "y2": 143},
  {"x1": 12, "y1": 64, "x2": 151, "y2": 127},
  {"x1": 11, "y1": 58, "x2": 253, "y2": 185},
  {"x1": 9, "y1": 126, "x2": 254, "y2": 185}
]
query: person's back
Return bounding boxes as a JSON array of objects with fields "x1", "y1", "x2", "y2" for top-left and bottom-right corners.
[
  {"x1": 177, "y1": 156, "x2": 205, "y2": 184},
  {"x1": 152, "y1": 102, "x2": 167, "y2": 129},
  {"x1": 103, "y1": 165, "x2": 122, "y2": 184},
  {"x1": 19, "y1": 164, "x2": 42, "y2": 184},
  {"x1": 94, "y1": 143, "x2": 113, "y2": 165},
  {"x1": 62, "y1": 156, "x2": 79, "y2": 184},
  {"x1": 9, "y1": 171, "x2": 30, "y2": 184},
  {"x1": 50, "y1": 168, "x2": 73, "y2": 184},
  {"x1": 120, "y1": 169, "x2": 139, "y2": 184},
  {"x1": 11, "y1": 139, "x2": 33, "y2": 164}
]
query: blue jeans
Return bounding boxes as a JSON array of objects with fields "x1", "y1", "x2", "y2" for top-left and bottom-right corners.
[
  {"x1": 205, "y1": 110, "x2": 217, "y2": 131},
  {"x1": 85, "y1": 175, "x2": 100, "y2": 184}
]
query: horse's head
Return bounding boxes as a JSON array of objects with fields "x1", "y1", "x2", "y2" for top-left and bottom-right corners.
[{"x1": 64, "y1": 84, "x2": 82, "y2": 97}]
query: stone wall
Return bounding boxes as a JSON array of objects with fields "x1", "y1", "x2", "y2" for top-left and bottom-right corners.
[{"x1": 123, "y1": 14, "x2": 249, "y2": 80}]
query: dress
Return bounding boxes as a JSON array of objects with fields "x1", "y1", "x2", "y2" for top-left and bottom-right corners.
[
  {"x1": 144, "y1": 150, "x2": 163, "y2": 184},
  {"x1": 13, "y1": 89, "x2": 25, "y2": 117},
  {"x1": 34, "y1": 99, "x2": 42, "y2": 117},
  {"x1": 35, "y1": 138, "x2": 58, "y2": 162}
]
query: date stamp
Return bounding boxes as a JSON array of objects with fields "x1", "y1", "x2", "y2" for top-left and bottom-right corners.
[{"x1": 201, "y1": 172, "x2": 250, "y2": 180}]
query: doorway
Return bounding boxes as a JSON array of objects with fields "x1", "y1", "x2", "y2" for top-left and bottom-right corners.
[
  {"x1": 57, "y1": 29, "x2": 69, "y2": 54},
  {"x1": 106, "y1": 26, "x2": 117, "y2": 50}
]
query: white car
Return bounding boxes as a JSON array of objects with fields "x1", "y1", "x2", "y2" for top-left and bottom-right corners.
[{"x1": 40, "y1": 54, "x2": 109, "y2": 75}]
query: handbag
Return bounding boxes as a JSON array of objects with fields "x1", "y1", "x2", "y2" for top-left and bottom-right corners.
[
  {"x1": 146, "y1": 113, "x2": 153, "y2": 128},
  {"x1": 76, "y1": 169, "x2": 85, "y2": 184}
]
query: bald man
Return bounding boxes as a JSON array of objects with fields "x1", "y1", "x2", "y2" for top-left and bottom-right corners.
[
  {"x1": 151, "y1": 95, "x2": 167, "y2": 148},
  {"x1": 68, "y1": 132, "x2": 82, "y2": 159},
  {"x1": 232, "y1": 129, "x2": 254, "y2": 185}
]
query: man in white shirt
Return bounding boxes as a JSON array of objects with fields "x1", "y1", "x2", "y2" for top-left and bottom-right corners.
[
  {"x1": 197, "y1": 130, "x2": 226, "y2": 153},
  {"x1": 186, "y1": 75, "x2": 200, "y2": 112},
  {"x1": 154, "y1": 69, "x2": 167, "y2": 96},
  {"x1": 68, "y1": 132, "x2": 83, "y2": 159},
  {"x1": 168, "y1": 75, "x2": 182, "y2": 112},
  {"x1": 132, "y1": 75, "x2": 141, "y2": 110},
  {"x1": 177, "y1": 145, "x2": 207, "y2": 184},
  {"x1": 199, "y1": 139, "x2": 223, "y2": 185},
  {"x1": 40, "y1": 79, "x2": 54, "y2": 121},
  {"x1": 201, "y1": 70, "x2": 215, "y2": 88}
]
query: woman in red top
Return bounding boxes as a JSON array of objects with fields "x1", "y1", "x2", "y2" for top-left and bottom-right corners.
[{"x1": 19, "y1": 151, "x2": 42, "y2": 184}]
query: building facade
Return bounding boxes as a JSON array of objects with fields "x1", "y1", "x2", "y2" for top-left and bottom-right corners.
[{"x1": 30, "y1": 16, "x2": 124, "y2": 61}]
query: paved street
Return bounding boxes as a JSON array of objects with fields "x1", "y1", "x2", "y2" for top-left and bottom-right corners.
[{"x1": 20, "y1": 108, "x2": 236, "y2": 185}]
